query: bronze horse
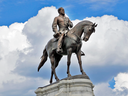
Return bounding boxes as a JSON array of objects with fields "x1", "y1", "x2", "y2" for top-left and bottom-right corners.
[{"x1": 38, "y1": 20, "x2": 97, "y2": 83}]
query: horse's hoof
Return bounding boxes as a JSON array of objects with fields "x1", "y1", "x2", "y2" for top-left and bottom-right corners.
[
  {"x1": 56, "y1": 78, "x2": 59, "y2": 82},
  {"x1": 68, "y1": 74, "x2": 71, "y2": 77},
  {"x1": 50, "y1": 80, "x2": 52, "y2": 84},
  {"x1": 82, "y1": 72, "x2": 86, "y2": 75}
]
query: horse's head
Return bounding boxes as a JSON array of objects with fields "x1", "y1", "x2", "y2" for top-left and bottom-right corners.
[{"x1": 83, "y1": 23, "x2": 97, "y2": 42}]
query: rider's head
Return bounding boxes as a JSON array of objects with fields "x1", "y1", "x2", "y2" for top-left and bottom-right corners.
[{"x1": 58, "y1": 7, "x2": 65, "y2": 16}]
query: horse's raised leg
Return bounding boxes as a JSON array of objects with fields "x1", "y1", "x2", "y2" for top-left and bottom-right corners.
[
  {"x1": 50, "y1": 54, "x2": 59, "y2": 83},
  {"x1": 76, "y1": 51, "x2": 86, "y2": 75},
  {"x1": 67, "y1": 48, "x2": 72, "y2": 77}
]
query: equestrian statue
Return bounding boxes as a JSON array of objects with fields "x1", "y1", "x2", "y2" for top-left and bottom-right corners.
[{"x1": 38, "y1": 7, "x2": 97, "y2": 83}]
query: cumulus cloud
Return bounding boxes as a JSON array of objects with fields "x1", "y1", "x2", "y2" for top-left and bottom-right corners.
[
  {"x1": 0, "y1": 22, "x2": 31, "y2": 87},
  {"x1": 94, "y1": 82, "x2": 117, "y2": 96},
  {"x1": 0, "y1": 22, "x2": 31, "y2": 55},
  {"x1": 0, "y1": 21, "x2": 49, "y2": 96},
  {"x1": 94, "y1": 72, "x2": 128, "y2": 96},
  {"x1": 78, "y1": 15, "x2": 128, "y2": 67},
  {"x1": 114, "y1": 72, "x2": 128, "y2": 93},
  {"x1": 0, "y1": 22, "x2": 37, "y2": 96},
  {"x1": 94, "y1": 82, "x2": 126, "y2": 96},
  {"x1": 0, "y1": 77, "x2": 49, "y2": 96}
]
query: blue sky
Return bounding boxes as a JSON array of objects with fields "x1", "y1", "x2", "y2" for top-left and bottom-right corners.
[
  {"x1": 0, "y1": 0, "x2": 128, "y2": 26},
  {"x1": 0, "y1": 0, "x2": 128, "y2": 96}
]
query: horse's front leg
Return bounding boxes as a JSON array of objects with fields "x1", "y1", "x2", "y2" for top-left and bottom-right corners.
[
  {"x1": 76, "y1": 50, "x2": 86, "y2": 75},
  {"x1": 50, "y1": 71, "x2": 53, "y2": 84},
  {"x1": 67, "y1": 48, "x2": 72, "y2": 77}
]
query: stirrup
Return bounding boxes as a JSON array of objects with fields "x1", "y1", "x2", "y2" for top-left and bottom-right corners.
[{"x1": 81, "y1": 51, "x2": 85, "y2": 56}]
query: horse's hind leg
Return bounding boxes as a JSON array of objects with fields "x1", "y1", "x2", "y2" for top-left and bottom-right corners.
[
  {"x1": 76, "y1": 51, "x2": 86, "y2": 75},
  {"x1": 50, "y1": 54, "x2": 59, "y2": 83},
  {"x1": 50, "y1": 54, "x2": 62, "y2": 83}
]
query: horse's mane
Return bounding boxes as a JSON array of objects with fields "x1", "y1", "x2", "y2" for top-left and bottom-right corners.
[{"x1": 69, "y1": 20, "x2": 93, "y2": 34}]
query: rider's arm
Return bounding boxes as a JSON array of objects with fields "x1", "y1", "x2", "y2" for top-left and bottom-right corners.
[
  {"x1": 52, "y1": 17, "x2": 59, "y2": 33},
  {"x1": 68, "y1": 18, "x2": 73, "y2": 28}
]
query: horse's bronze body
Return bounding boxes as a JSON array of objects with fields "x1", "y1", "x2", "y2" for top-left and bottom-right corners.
[{"x1": 38, "y1": 20, "x2": 97, "y2": 83}]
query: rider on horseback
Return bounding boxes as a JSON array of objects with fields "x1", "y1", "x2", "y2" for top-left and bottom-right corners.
[
  {"x1": 38, "y1": 12, "x2": 97, "y2": 83},
  {"x1": 52, "y1": 7, "x2": 85, "y2": 55},
  {"x1": 52, "y1": 7, "x2": 73, "y2": 53}
]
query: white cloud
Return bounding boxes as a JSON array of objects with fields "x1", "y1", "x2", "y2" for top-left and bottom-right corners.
[
  {"x1": 0, "y1": 6, "x2": 58, "y2": 96},
  {"x1": 0, "y1": 77, "x2": 49, "y2": 96},
  {"x1": 0, "y1": 22, "x2": 31, "y2": 56},
  {"x1": 73, "y1": 15, "x2": 128, "y2": 67},
  {"x1": 114, "y1": 72, "x2": 128, "y2": 92},
  {"x1": 0, "y1": 22, "x2": 33, "y2": 95},
  {"x1": 23, "y1": 6, "x2": 58, "y2": 36},
  {"x1": 94, "y1": 72, "x2": 128, "y2": 96},
  {"x1": 94, "y1": 82, "x2": 116, "y2": 96},
  {"x1": 0, "y1": 22, "x2": 30, "y2": 74},
  {"x1": 94, "y1": 82, "x2": 127, "y2": 96}
]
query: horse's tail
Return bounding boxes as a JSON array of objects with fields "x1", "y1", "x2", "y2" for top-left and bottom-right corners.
[{"x1": 38, "y1": 47, "x2": 48, "y2": 71}]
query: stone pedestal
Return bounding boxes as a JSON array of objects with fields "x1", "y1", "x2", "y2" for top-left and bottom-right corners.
[{"x1": 35, "y1": 75, "x2": 95, "y2": 96}]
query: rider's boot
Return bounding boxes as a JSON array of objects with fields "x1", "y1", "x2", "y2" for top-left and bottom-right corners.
[{"x1": 57, "y1": 33, "x2": 64, "y2": 54}]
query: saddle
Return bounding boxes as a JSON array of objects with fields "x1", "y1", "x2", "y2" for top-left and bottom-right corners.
[{"x1": 52, "y1": 33, "x2": 85, "y2": 56}]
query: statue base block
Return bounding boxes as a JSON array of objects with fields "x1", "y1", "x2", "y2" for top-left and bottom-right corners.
[{"x1": 35, "y1": 75, "x2": 95, "y2": 96}]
